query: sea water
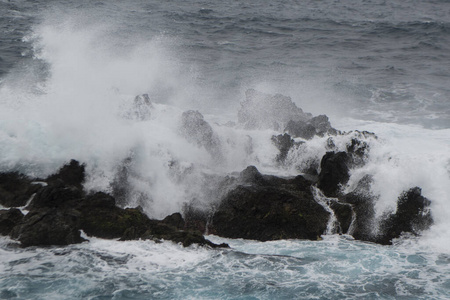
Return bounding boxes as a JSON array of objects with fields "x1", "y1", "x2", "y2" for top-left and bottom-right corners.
[{"x1": 1, "y1": 0, "x2": 450, "y2": 298}]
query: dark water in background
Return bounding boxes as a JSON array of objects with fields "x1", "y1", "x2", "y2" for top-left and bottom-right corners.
[{"x1": 1, "y1": 0, "x2": 450, "y2": 128}]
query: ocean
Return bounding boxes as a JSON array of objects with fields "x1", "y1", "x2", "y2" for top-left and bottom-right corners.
[{"x1": 1, "y1": 0, "x2": 450, "y2": 299}]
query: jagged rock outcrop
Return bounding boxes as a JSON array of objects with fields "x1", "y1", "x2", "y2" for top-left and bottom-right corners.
[
  {"x1": 377, "y1": 187, "x2": 433, "y2": 245},
  {"x1": 2, "y1": 160, "x2": 227, "y2": 249},
  {"x1": 45, "y1": 159, "x2": 85, "y2": 190},
  {"x1": 0, "y1": 208, "x2": 24, "y2": 236},
  {"x1": 318, "y1": 151, "x2": 350, "y2": 197},
  {"x1": 185, "y1": 166, "x2": 330, "y2": 241},
  {"x1": 271, "y1": 133, "x2": 303, "y2": 164},
  {"x1": 0, "y1": 156, "x2": 434, "y2": 247},
  {"x1": 338, "y1": 175, "x2": 433, "y2": 245},
  {"x1": 329, "y1": 200, "x2": 353, "y2": 234},
  {"x1": 0, "y1": 172, "x2": 41, "y2": 207}
]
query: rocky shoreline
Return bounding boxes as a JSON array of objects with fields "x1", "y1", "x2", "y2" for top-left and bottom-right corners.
[
  {"x1": 0, "y1": 90, "x2": 434, "y2": 248},
  {"x1": 0, "y1": 155, "x2": 432, "y2": 248}
]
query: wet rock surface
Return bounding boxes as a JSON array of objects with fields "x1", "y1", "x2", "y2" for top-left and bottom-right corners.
[
  {"x1": 1, "y1": 160, "x2": 227, "y2": 248},
  {"x1": 0, "y1": 172, "x2": 41, "y2": 207},
  {"x1": 318, "y1": 151, "x2": 350, "y2": 197},
  {"x1": 186, "y1": 166, "x2": 330, "y2": 241}
]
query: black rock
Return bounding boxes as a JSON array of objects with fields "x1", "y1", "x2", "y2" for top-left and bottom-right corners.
[
  {"x1": 377, "y1": 187, "x2": 433, "y2": 245},
  {"x1": 10, "y1": 208, "x2": 85, "y2": 247},
  {"x1": 46, "y1": 160, "x2": 85, "y2": 190},
  {"x1": 0, "y1": 208, "x2": 24, "y2": 236},
  {"x1": 329, "y1": 200, "x2": 353, "y2": 234},
  {"x1": 208, "y1": 167, "x2": 329, "y2": 241},
  {"x1": 317, "y1": 151, "x2": 350, "y2": 197},
  {"x1": 238, "y1": 165, "x2": 267, "y2": 186},
  {"x1": 0, "y1": 172, "x2": 41, "y2": 207},
  {"x1": 271, "y1": 133, "x2": 301, "y2": 163},
  {"x1": 27, "y1": 184, "x2": 83, "y2": 210},
  {"x1": 163, "y1": 212, "x2": 185, "y2": 229}
]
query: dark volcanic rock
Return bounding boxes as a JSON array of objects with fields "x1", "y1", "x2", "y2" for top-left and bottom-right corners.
[
  {"x1": 46, "y1": 160, "x2": 85, "y2": 190},
  {"x1": 183, "y1": 205, "x2": 210, "y2": 234},
  {"x1": 10, "y1": 208, "x2": 85, "y2": 247},
  {"x1": 27, "y1": 184, "x2": 83, "y2": 210},
  {"x1": 271, "y1": 133, "x2": 302, "y2": 163},
  {"x1": 339, "y1": 175, "x2": 377, "y2": 241},
  {"x1": 238, "y1": 165, "x2": 267, "y2": 186},
  {"x1": 4, "y1": 160, "x2": 226, "y2": 248},
  {"x1": 318, "y1": 151, "x2": 350, "y2": 197},
  {"x1": 77, "y1": 192, "x2": 143, "y2": 239},
  {"x1": 208, "y1": 167, "x2": 329, "y2": 241},
  {"x1": 329, "y1": 200, "x2": 353, "y2": 234},
  {"x1": 0, "y1": 172, "x2": 41, "y2": 207},
  {"x1": 377, "y1": 187, "x2": 433, "y2": 245},
  {"x1": 284, "y1": 115, "x2": 338, "y2": 140},
  {"x1": 340, "y1": 191, "x2": 376, "y2": 241},
  {"x1": 163, "y1": 212, "x2": 185, "y2": 229},
  {"x1": 0, "y1": 208, "x2": 24, "y2": 236}
]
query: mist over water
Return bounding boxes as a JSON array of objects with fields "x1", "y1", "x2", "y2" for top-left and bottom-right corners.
[{"x1": 1, "y1": 0, "x2": 450, "y2": 298}]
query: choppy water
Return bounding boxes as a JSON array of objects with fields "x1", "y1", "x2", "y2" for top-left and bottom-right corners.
[
  {"x1": 1, "y1": 0, "x2": 450, "y2": 299},
  {"x1": 1, "y1": 235, "x2": 450, "y2": 300}
]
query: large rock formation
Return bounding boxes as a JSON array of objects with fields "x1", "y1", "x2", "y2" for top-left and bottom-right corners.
[
  {"x1": 2, "y1": 160, "x2": 227, "y2": 248},
  {"x1": 186, "y1": 166, "x2": 330, "y2": 241},
  {"x1": 0, "y1": 172, "x2": 41, "y2": 207},
  {"x1": 317, "y1": 151, "x2": 350, "y2": 197},
  {"x1": 0, "y1": 145, "x2": 434, "y2": 248},
  {"x1": 377, "y1": 187, "x2": 433, "y2": 245}
]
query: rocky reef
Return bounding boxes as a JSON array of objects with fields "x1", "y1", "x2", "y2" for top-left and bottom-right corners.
[
  {"x1": 0, "y1": 90, "x2": 434, "y2": 248},
  {"x1": 0, "y1": 160, "x2": 227, "y2": 248}
]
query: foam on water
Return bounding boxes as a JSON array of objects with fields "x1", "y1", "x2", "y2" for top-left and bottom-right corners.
[{"x1": 1, "y1": 235, "x2": 450, "y2": 299}]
